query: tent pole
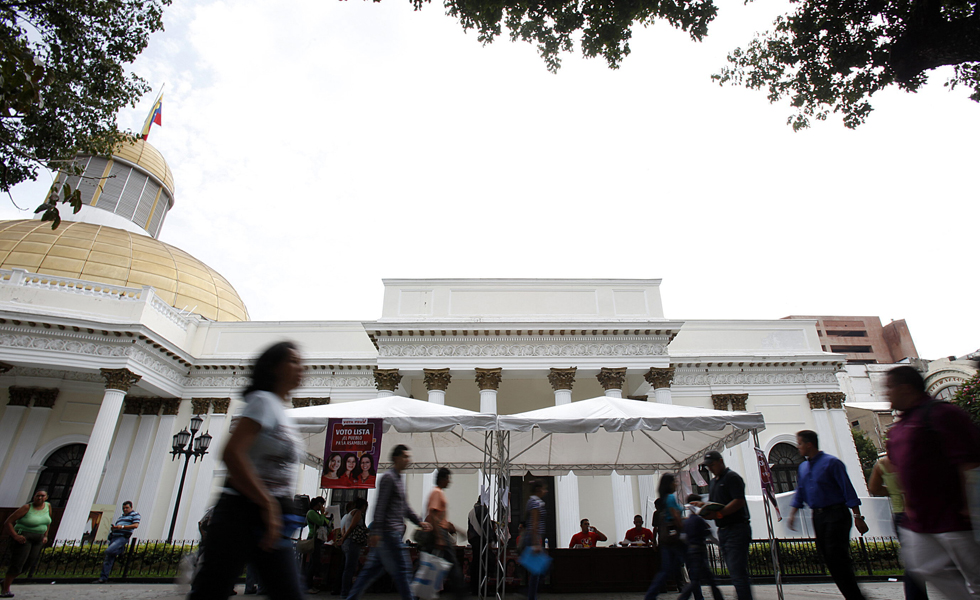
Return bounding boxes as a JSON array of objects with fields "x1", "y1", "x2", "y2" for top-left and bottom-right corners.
[
  {"x1": 753, "y1": 429, "x2": 783, "y2": 600},
  {"x1": 480, "y1": 430, "x2": 492, "y2": 600}
]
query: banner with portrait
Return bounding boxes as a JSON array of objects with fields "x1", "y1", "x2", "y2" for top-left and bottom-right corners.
[{"x1": 321, "y1": 418, "x2": 384, "y2": 489}]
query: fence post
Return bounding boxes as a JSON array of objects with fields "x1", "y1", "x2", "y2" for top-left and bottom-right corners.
[
  {"x1": 121, "y1": 538, "x2": 138, "y2": 580},
  {"x1": 858, "y1": 537, "x2": 873, "y2": 576}
]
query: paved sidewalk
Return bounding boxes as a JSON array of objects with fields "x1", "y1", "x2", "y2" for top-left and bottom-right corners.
[{"x1": 0, "y1": 581, "x2": 907, "y2": 600}]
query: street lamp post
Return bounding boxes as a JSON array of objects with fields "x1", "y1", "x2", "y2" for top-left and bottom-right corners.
[{"x1": 166, "y1": 413, "x2": 212, "y2": 543}]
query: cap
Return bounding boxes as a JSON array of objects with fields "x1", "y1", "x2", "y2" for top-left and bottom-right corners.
[{"x1": 700, "y1": 450, "x2": 723, "y2": 467}]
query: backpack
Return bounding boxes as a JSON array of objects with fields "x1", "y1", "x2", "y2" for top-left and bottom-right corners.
[{"x1": 656, "y1": 505, "x2": 681, "y2": 546}]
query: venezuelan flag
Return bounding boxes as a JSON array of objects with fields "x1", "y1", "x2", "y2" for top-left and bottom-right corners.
[{"x1": 140, "y1": 92, "x2": 163, "y2": 140}]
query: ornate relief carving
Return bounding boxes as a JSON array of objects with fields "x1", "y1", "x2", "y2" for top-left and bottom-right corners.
[
  {"x1": 7, "y1": 367, "x2": 103, "y2": 383},
  {"x1": 160, "y1": 398, "x2": 181, "y2": 416},
  {"x1": 129, "y1": 346, "x2": 187, "y2": 385},
  {"x1": 475, "y1": 368, "x2": 503, "y2": 391},
  {"x1": 379, "y1": 342, "x2": 667, "y2": 358},
  {"x1": 191, "y1": 398, "x2": 211, "y2": 415},
  {"x1": 141, "y1": 398, "x2": 162, "y2": 415},
  {"x1": 596, "y1": 367, "x2": 627, "y2": 390},
  {"x1": 712, "y1": 395, "x2": 729, "y2": 411},
  {"x1": 8, "y1": 386, "x2": 32, "y2": 406},
  {"x1": 710, "y1": 393, "x2": 747, "y2": 411},
  {"x1": 187, "y1": 374, "x2": 374, "y2": 389},
  {"x1": 187, "y1": 375, "x2": 250, "y2": 389},
  {"x1": 373, "y1": 369, "x2": 402, "y2": 392},
  {"x1": 292, "y1": 398, "x2": 311, "y2": 408},
  {"x1": 730, "y1": 394, "x2": 748, "y2": 411},
  {"x1": 211, "y1": 398, "x2": 231, "y2": 414},
  {"x1": 309, "y1": 398, "x2": 330, "y2": 406},
  {"x1": 423, "y1": 368, "x2": 452, "y2": 391},
  {"x1": 548, "y1": 367, "x2": 577, "y2": 391},
  {"x1": 302, "y1": 376, "x2": 374, "y2": 388},
  {"x1": 123, "y1": 398, "x2": 144, "y2": 415},
  {"x1": 644, "y1": 367, "x2": 675, "y2": 390},
  {"x1": 808, "y1": 392, "x2": 846, "y2": 409},
  {"x1": 673, "y1": 371, "x2": 838, "y2": 386},
  {"x1": 100, "y1": 368, "x2": 141, "y2": 392}
]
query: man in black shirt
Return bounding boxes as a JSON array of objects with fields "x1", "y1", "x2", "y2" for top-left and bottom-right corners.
[{"x1": 700, "y1": 450, "x2": 753, "y2": 600}]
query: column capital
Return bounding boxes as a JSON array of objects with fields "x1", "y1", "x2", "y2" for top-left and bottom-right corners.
[
  {"x1": 548, "y1": 367, "x2": 577, "y2": 391},
  {"x1": 309, "y1": 397, "x2": 330, "y2": 406},
  {"x1": 141, "y1": 398, "x2": 162, "y2": 416},
  {"x1": 292, "y1": 397, "x2": 311, "y2": 408},
  {"x1": 123, "y1": 398, "x2": 143, "y2": 415},
  {"x1": 596, "y1": 367, "x2": 627, "y2": 391},
  {"x1": 100, "y1": 368, "x2": 141, "y2": 392},
  {"x1": 160, "y1": 398, "x2": 181, "y2": 416},
  {"x1": 190, "y1": 398, "x2": 211, "y2": 415},
  {"x1": 373, "y1": 368, "x2": 402, "y2": 392},
  {"x1": 7, "y1": 386, "x2": 32, "y2": 407},
  {"x1": 711, "y1": 393, "x2": 748, "y2": 411},
  {"x1": 808, "y1": 391, "x2": 845, "y2": 409},
  {"x1": 211, "y1": 398, "x2": 231, "y2": 414},
  {"x1": 643, "y1": 367, "x2": 675, "y2": 390},
  {"x1": 731, "y1": 394, "x2": 748, "y2": 411},
  {"x1": 423, "y1": 368, "x2": 452, "y2": 392},
  {"x1": 712, "y1": 394, "x2": 729, "y2": 411},
  {"x1": 475, "y1": 368, "x2": 503, "y2": 391}
]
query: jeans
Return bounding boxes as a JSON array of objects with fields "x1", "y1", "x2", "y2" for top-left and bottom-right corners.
[
  {"x1": 893, "y1": 514, "x2": 928, "y2": 600},
  {"x1": 189, "y1": 493, "x2": 303, "y2": 600},
  {"x1": 305, "y1": 539, "x2": 323, "y2": 589},
  {"x1": 678, "y1": 547, "x2": 724, "y2": 600},
  {"x1": 644, "y1": 543, "x2": 685, "y2": 600},
  {"x1": 813, "y1": 505, "x2": 865, "y2": 600},
  {"x1": 718, "y1": 521, "x2": 754, "y2": 600},
  {"x1": 99, "y1": 535, "x2": 129, "y2": 581},
  {"x1": 344, "y1": 531, "x2": 413, "y2": 600},
  {"x1": 340, "y1": 539, "x2": 364, "y2": 598}
]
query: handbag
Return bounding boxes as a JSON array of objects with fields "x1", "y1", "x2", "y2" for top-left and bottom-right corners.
[
  {"x1": 349, "y1": 521, "x2": 369, "y2": 545},
  {"x1": 296, "y1": 538, "x2": 315, "y2": 554},
  {"x1": 518, "y1": 546, "x2": 552, "y2": 575}
]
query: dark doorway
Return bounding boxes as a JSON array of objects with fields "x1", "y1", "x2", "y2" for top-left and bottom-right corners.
[
  {"x1": 35, "y1": 443, "x2": 86, "y2": 508},
  {"x1": 508, "y1": 475, "x2": 557, "y2": 549}
]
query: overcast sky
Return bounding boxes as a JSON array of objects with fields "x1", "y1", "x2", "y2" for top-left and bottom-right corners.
[{"x1": 2, "y1": 0, "x2": 977, "y2": 359}]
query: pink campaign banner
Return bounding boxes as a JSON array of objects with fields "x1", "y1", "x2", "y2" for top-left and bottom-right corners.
[
  {"x1": 755, "y1": 447, "x2": 782, "y2": 520},
  {"x1": 321, "y1": 418, "x2": 384, "y2": 489}
]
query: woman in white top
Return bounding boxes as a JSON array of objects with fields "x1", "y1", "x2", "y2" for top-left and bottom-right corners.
[{"x1": 190, "y1": 341, "x2": 304, "y2": 600}]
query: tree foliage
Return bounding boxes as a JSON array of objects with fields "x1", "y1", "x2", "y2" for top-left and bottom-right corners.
[
  {"x1": 851, "y1": 427, "x2": 878, "y2": 481},
  {"x1": 0, "y1": 0, "x2": 169, "y2": 226},
  {"x1": 421, "y1": 0, "x2": 980, "y2": 128},
  {"x1": 952, "y1": 370, "x2": 980, "y2": 428}
]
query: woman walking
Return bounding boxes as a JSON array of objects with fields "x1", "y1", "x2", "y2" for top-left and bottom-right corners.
[
  {"x1": 521, "y1": 479, "x2": 548, "y2": 600},
  {"x1": 644, "y1": 473, "x2": 685, "y2": 600},
  {"x1": 189, "y1": 341, "x2": 305, "y2": 600},
  {"x1": 2, "y1": 489, "x2": 52, "y2": 598}
]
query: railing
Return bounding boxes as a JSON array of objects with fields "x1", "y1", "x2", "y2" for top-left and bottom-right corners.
[
  {"x1": 1, "y1": 269, "x2": 144, "y2": 300},
  {"x1": 706, "y1": 537, "x2": 902, "y2": 579},
  {"x1": 0, "y1": 539, "x2": 198, "y2": 581}
]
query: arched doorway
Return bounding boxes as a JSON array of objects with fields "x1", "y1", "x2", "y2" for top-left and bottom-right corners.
[
  {"x1": 34, "y1": 443, "x2": 86, "y2": 508},
  {"x1": 768, "y1": 443, "x2": 803, "y2": 494}
]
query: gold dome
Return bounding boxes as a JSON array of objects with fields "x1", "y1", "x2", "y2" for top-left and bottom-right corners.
[
  {"x1": 0, "y1": 220, "x2": 248, "y2": 322},
  {"x1": 112, "y1": 138, "x2": 175, "y2": 197}
]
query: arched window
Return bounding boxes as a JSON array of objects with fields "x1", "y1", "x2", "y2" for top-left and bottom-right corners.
[
  {"x1": 935, "y1": 386, "x2": 960, "y2": 401},
  {"x1": 768, "y1": 443, "x2": 803, "y2": 494},
  {"x1": 35, "y1": 443, "x2": 86, "y2": 507}
]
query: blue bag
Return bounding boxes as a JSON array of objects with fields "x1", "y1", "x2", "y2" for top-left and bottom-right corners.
[{"x1": 518, "y1": 546, "x2": 552, "y2": 575}]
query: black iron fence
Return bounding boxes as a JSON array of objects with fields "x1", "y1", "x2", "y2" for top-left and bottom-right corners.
[
  {"x1": 707, "y1": 537, "x2": 902, "y2": 579},
  {"x1": 0, "y1": 538, "x2": 198, "y2": 581}
]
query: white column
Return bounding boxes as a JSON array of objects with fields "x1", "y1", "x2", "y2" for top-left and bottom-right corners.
[
  {"x1": 117, "y1": 412, "x2": 157, "y2": 504},
  {"x1": 377, "y1": 390, "x2": 393, "y2": 398},
  {"x1": 811, "y1": 409, "x2": 838, "y2": 455},
  {"x1": 181, "y1": 413, "x2": 228, "y2": 539},
  {"x1": 136, "y1": 412, "x2": 177, "y2": 519},
  {"x1": 479, "y1": 389, "x2": 497, "y2": 413},
  {"x1": 427, "y1": 390, "x2": 446, "y2": 405},
  {"x1": 95, "y1": 411, "x2": 139, "y2": 504},
  {"x1": 0, "y1": 405, "x2": 53, "y2": 505},
  {"x1": 654, "y1": 388, "x2": 673, "y2": 404},
  {"x1": 0, "y1": 404, "x2": 27, "y2": 473},
  {"x1": 829, "y1": 407, "x2": 870, "y2": 495},
  {"x1": 610, "y1": 471, "x2": 634, "y2": 542},
  {"x1": 555, "y1": 473, "x2": 580, "y2": 547},
  {"x1": 554, "y1": 390, "x2": 572, "y2": 406},
  {"x1": 58, "y1": 387, "x2": 128, "y2": 540},
  {"x1": 605, "y1": 388, "x2": 622, "y2": 398}
]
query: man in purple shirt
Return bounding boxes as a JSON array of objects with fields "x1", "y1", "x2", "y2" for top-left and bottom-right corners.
[
  {"x1": 886, "y1": 366, "x2": 980, "y2": 600},
  {"x1": 344, "y1": 444, "x2": 432, "y2": 600}
]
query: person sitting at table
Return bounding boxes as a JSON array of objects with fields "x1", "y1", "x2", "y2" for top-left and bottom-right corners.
[
  {"x1": 569, "y1": 518, "x2": 607, "y2": 548},
  {"x1": 623, "y1": 514, "x2": 655, "y2": 546}
]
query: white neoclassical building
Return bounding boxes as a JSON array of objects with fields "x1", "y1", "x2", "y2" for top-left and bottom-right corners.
[{"x1": 0, "y1": 141, "x2": 887, "y2": 545}]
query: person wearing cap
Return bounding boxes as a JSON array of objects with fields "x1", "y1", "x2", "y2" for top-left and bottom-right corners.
[
  {"x1": 698, "y1": 450, "x2": 753, "y2": 600},
  {"x1": 787, "y1": 430, "x2": 867, "y2": 600}
]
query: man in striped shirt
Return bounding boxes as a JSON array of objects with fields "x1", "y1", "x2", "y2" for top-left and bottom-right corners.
[
  {"x1": 344, "y1": 445, "x2": 432, "y2": 600},
  {"x1": 95, "y1": 501, "x2": 140, "y2": 583}
]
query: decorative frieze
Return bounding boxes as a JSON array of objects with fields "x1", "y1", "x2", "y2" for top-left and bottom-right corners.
[
  {"x1": 373, "y1": 368, "x2": 403, "y2": 392},
  {"x1": 475, "y1": 368, "x2": 503, "y2": 391},
  {"x1": 806, "y1": 391, "x2": 846, "y2": 409},
  {"x1": 309, "y1": 397, "x2": 330, "y2": 406},
  {"x1": 548, "y1": 367, "x2": 577, "y2": 391},
  {"x1": 211, "y1": 398, "x2": 231, "y2": 414},
  {"x1": 674, "y1": 371, "x2": 838, "y2": 386},
  {"x1": 597, "y1": 367, "x2": 627, "y2": 391},
  {"x1": 292, "y1": 398, "x2": 311, "y2": 408},
  {"x1": 141, "y1": 398, "x2": 162, "y2": 415},
  {"x1": 160, "y1": 398, "x2": 181, "y2": 416},
  {"x1": 423, "y1": 368, "x2": 452, "y2": 391},
  {"x1": 100, "y1": 368, "x2": 141, "y2": 392},
  {"x1": 123, "y1": 398, "x2": 144, "y2": 415},
  {"x1": 191, "y1": 398, "x2": 211, "y2": 415},
  {"x1": 644, "y1": 367, "x2": 675, "y2": 390},
  {"x1": 379, "y1": 342, "x2": 668, "y2": 358}
]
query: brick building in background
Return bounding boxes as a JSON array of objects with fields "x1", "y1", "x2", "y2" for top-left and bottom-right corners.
[{"x1": 782, "y1": 316, "x2": 919, "y2": 365}]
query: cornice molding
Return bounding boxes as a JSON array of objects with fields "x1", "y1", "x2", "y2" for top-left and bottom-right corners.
[{"x1": 379, "y1": 341, "x2": 668, "y2": 358}]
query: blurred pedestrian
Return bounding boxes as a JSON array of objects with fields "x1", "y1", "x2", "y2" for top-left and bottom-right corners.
[
  {"x1": 426, "y1": 467, "x2": 465, "y2": 599},
  {"x1": 885, "y1": 365, "x2": 980, "y2": 600},
  {"x1": 678, "y1": 493, "x2": 724, "y2": 600},
  {"x1": 189, "y1": 341, "x2": 305, "y2": 600},
  {"x1": 700, "y1": 450, "x2": 753, "y2": 600},
  {"x1": 644, "y1": 473, "x2": 685, "y2": 600},
  {"x1": 868, "y1": 454, "x2": 928, "y2": 600},
  {"x1": 343, "y1": 444, "x2": 432, "y2": 600},
  {"x1": 336, "y1": 498, "x2": 369, "y2": 599},
  {"x1": 520, "y1": 479, "x2": 548, "y2": 600},
  {"x1": 787, "y1": 430, "x2": 867, "y2": 600},
  {"x1": 95, "y1": 500, "x2": 140, "y2": 583},
  {"x1": 2, "y1": 489, "x2": 52, "y2": 597}
]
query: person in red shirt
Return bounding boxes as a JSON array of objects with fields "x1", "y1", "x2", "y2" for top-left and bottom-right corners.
[
  {"x1": 568, "y1": 518, "x2": 607, "y2": 548},
  {"x1": 623, "y1": 514, "x2": 655, "y2": 545}
]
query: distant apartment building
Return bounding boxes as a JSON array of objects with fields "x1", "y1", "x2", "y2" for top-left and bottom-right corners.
[{"x1": 783, "y1": 316, "x2": 918, "y2": 365}]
